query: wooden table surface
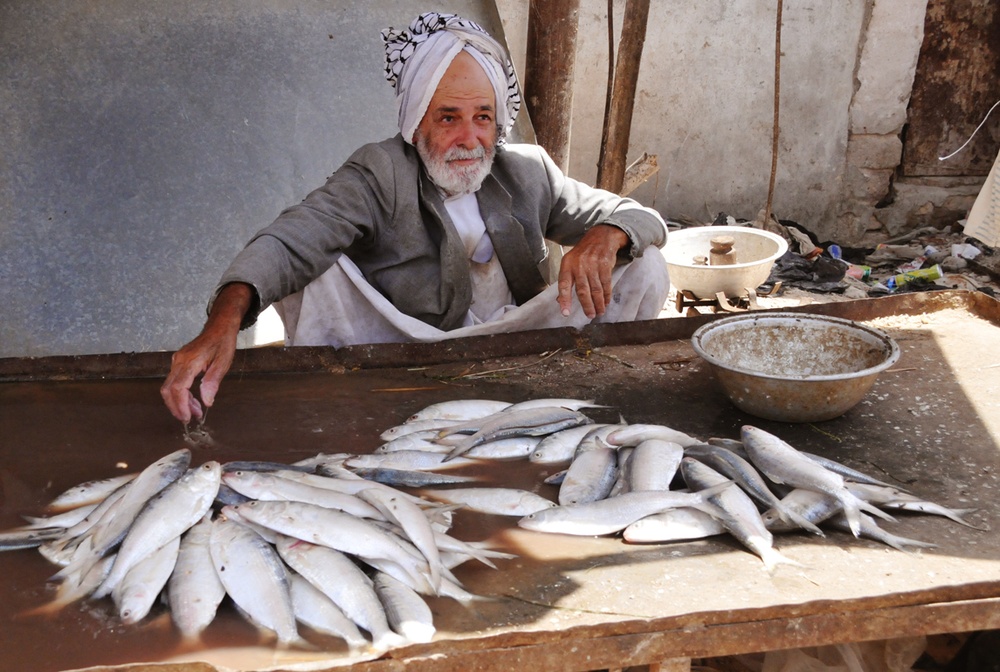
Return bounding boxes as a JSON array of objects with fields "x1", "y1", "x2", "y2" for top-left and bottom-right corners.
[{"x1": 1, "y1": 291, "x2": 998, "y2": 672}]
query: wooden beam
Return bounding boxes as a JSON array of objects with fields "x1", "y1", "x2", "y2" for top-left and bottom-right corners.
[
  {"x1": 525, "y1": 0, "x2": 581, "y2": 172},
  {"x1": 596, "y1": 0, "x2": 651, "y2": 193}
]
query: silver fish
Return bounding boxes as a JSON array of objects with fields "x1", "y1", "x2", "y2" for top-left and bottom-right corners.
[
  {"x1": 288, "y1": 573, "x2": 368, "y2": 649},
  {"x1": 379, "y1": 418, "x2": 463, "y2": 441},
  {"x1": 622, "y1": 507, "x2": 726, "y2": 543},
  {"x1": 222, "y1": 470, "x2": 382, "y2": 519},
  {"x1": 625, "y1": 439, "x2": 684, "y2": 492},
  {"x1": 763, "y1": 488, "x2": 842, "y2": 533},
  {"x1": 373, "y1": 571, "x2": 436, "y2": 644},
  {"x1": 208, "y1": 516, "x2": 299, "y2": 645},
  {"x1": 741, "y1": 425, "x2": 893, "y2": 537},
  {"x1": 530, "y1": 424, "x2": 611, "y2": 465},
  {"x1": 349, "y1": 467, "x2": 479, "y2": 488},
  {"x1": 406, "y1": 399, "x2": 512, "y2": 422},
  {"x1": 439, "y1": 407, "x2": 593, "y2": 460},
  {"x1": 375, "y1": 430, "x2": 453, "y2": 454},
  {"x1": 846, "y1": 483, "x2": 983, "y2": 529},
  {"x1": 276, "y1": 536, "x2": 406, "y2": 651},
  {"x1": 606, "y1": 423, "x2": 701, "y2": 449},
  {"x1": 167, "y1": 515, "x2": 226, "y2": 641},
  {"x1": 681, "y1": 457, "x2": 801, "y2": 571},
  {"x1": 518, "y1": 486, "x2": 728, "y2": 537},
  {"x1": 113, "y1": 534, "x2": 180, "y2": 625},
  {"x1": 502, "y1": 398, "x2": 612, "y2": 413},
  {"x1": 85, "y1": 449, "x2": 193, "y2": 559},
  {"x1": 345, "y1": 450, "x2": 480, "y2": 472},
  {"x1": 44, "y1": 473, "x2": 137, "y2": 513},
  {"x1": 21, "y1": 503, "x2": 99, "y2": 531},
  {"x1": 225, "y1": 501, "x2": 429, "y2": 588},
  {"x1": 801, "y1": 451, "x2": 899, "y2": 489},
  {"x1": 827, "y1": 512, "x2": 938, "y2": 553},
  {"x1": 684, "y1": 443, "x2": 823, "y2": 536},
  {"x1": 359, "y1": 487, "x2": 444, "y2": 593},
  {"x1": 558, "y1": 443, "x2": 618, "y2": 506},
  {"x1": 0, "y1": 527, "x2": 65, "y2": 551},
  {"x1": 423, "y1": 487, "x2": 556, "y2": 517},
  {"x1": 95, "y1": 461, "x2": 221, "y2": 599}
]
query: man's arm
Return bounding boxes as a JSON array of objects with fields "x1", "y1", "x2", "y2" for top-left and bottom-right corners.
[
  {"x1": 160, "y1": 282, "x2": 253, "y2": 423},
  {"x1": 556, "y1": 224, "x2": 629, "y2": 318}
]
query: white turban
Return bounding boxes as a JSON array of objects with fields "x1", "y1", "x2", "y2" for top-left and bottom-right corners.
[{"x1": 382, "y1": 12, "x2": 521, "y2": 145}]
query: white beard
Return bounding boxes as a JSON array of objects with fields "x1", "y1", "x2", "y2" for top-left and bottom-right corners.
[{"x1": 416, "y1": 133, "x2": 495, "y2": 197}]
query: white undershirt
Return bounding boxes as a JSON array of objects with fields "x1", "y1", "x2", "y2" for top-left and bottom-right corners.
[{"x1": 443, "y1": 192, "x2": 515, "y2": 324}]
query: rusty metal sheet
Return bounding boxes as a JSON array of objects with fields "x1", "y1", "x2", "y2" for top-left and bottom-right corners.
[{"x1": 2, "y1": 290, "x2": 1000, "y2": 672}]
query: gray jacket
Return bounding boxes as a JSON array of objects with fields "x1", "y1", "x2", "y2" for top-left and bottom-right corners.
[{"x1": 218, "y1": 134, "x2": 667, "y2": 331}]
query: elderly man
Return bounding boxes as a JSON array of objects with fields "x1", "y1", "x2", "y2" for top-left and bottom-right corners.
[{"x1": 161, "y1": 12, "x2": 670, "y2": 423}]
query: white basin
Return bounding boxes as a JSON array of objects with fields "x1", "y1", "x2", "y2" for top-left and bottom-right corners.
[{"x1": 664, "y1": 226, "x2": 789, "y2": 299}]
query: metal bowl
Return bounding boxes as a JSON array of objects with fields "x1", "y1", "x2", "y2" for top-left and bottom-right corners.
[
  {"x1": 664, "y1": 226, "x2": 788, "y2": 299},
  {"x1": 691, "y1": 312, "x2": 900, "y2": 423}
]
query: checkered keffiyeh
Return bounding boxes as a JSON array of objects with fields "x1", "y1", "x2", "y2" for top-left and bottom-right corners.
[{"x1": 381, "y1": 12, "x2": 521, "y2": 144}]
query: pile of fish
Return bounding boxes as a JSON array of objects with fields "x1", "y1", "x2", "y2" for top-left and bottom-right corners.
[
  {"x1": 0, "y1": 396, "x2": 983, "y2": 647},
  {"x1": 335, "y1": 398, "x2": 982, "y2": 572},
  {"x1": 0, "y1": 444, "x2": 515, "y2": 651}
]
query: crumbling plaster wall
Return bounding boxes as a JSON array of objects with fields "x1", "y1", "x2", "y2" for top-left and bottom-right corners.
[{"x1": 496, "y1": 0, "x2": 933, "y2": 245}]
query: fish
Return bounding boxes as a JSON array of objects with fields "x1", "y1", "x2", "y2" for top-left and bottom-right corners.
[
  {"x1": 349, "y1": 468, "x2": 479, "y2": 488},
  {"x1": 276, "y1": 536, "x2": 406, "y2": 651},
  {"x1": 358, "y1": 487, "x2": 444, "y2": 593},
  {"x1": 21, "y1": 503, "x2": 99, "y2": 531},
  {"x1": 54, "y1": 449, "x2": 193, "y2": 581},
  {"x1": 345, "y1": 450, "x2": 481, "y2": 472},
  {"x1": 94, "y1": 461, "x2": 221, "y2": 599},
  {"x1": 374, "y1": 430, "x2": 453, "y2": 454},
  {"x1": 762, "y1": 488, "x2": 842, "y2": 533},
  {"x1": 558, "y1": 442, "x2": 618, "y2": 506},
  {"x1": 167, "y1": 515, "x2": 226, "y2": 641},
  {"x1": 684, "y1": 443, "x2": 823, "y2": 536},
  {"x1": 0, "y1": 527, "x2": 65, "y2": 551},
  {"x1": 379, "y1": 418, "x2": 464, "y2": 441},
  {"x1": 826, "y1": 512, "x2": 938, "y2": 553},
  {"x1": 801, "y1": 451, "x2": 901, "y2": 490},
  {"x1": 406, "y1": 399, "x2": 512, "y2": 422},
  {"x1": 846, "y1": 483, "x2": 984, "y2": 529},
  {"x1": 465, "y1": 436, "x2": 543, "y2": 460},
  {"x1": 222, "y1": 470, "x2": 383, "y2": 519},
  {"x1": 221, "y1": 460, "x2": 315, "y2": 474},
  {"x1": 681, "y1": 457, "x2": 801, "y2": 571},
  {"x1": 288, "y1": 573, "x2": 368, "y2": 649},
  {"x1": 43, "y1": 473, "x2": 137, "y2": 513},
  {"x1": 113, "y1": 534, "x2": 180, "y2": 625},
  {"x1": 605, "y1": 423, "x2": 701, "y2": 449},
  {"x1": 530, "y1": 424, "x2": 611, "y2": 465},
  {"x1": 741, "y1": 426, "x2": 894, "y2": 537},
  {"x1": 622, "y1": 507, "x2": 726, "y2": 543},
  {"x1": 439, "y1": 407, "x2": 593, "y2": 460},
  {"x1": 373, "y1": 571, "x2": 436, "y2": 644},
  {"x1": 224, "y1": 501, "x2": 429, "y2": 588},
  {"x1": 517, "y1": 486, "x2": 729, "y2": 537},
  {"x1": 624, "y1": 439, "x2": 684, "y2": 492},
  {"x1": 501, "y1": 398, "x2": 612, "y2": 413},
  {"x1": 422, "y1": 487, "x2": 557, "y2": 517},
  {"x1": 208, "y1": 515, "x2": 299, "y2": 645}
]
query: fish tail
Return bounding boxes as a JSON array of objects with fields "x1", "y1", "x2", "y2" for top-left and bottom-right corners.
[{"x1": 759, "y1": 545, "x2": 806, "y2": 573}]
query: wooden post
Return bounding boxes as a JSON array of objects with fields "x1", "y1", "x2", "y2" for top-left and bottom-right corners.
[
  {"x1": 525, "y1": 0, "x2": 581, "y2": 172},
  {"x1": 596, "y1": 0, "x2": 651, "y2": 193}
]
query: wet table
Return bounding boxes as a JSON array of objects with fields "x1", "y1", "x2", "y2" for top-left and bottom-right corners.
[{"x1": 2, "y1": 290, "x2": 999, "y2": 672}]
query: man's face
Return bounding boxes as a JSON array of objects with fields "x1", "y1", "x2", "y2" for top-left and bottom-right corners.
[{"x1": 415, "y1": 51, "x2": 498, "y2": 197}]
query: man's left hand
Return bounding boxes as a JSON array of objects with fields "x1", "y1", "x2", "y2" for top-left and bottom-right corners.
[{"x1": 557, "y1": 224, "x2": 630, "y2": 319}]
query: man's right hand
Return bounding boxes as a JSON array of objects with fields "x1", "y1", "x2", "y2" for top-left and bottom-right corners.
[{"x1": 160, "y1": 283, "x2": 253, "y2": 424}]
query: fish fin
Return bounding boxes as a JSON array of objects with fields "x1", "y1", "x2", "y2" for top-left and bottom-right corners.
[
  {"x1": 856, "y1": 497, "x2": 896, "y2": 524},
  {"x1": 760, "y1": 546, "x2": 806, "y2": 573},
  {"x1": 776, "y1": 506, "x2": 826, "y2": 537}
]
